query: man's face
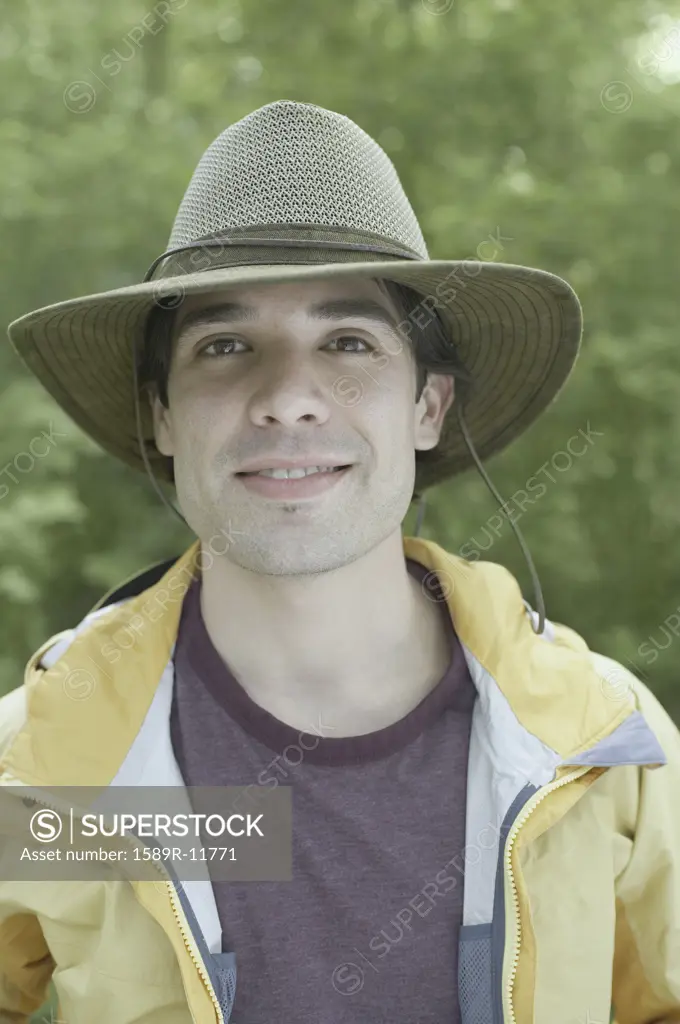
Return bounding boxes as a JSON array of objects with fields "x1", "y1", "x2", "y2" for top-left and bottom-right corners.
[{"x1": 151, "y1": 275, "x2": 453, "y2": 575}]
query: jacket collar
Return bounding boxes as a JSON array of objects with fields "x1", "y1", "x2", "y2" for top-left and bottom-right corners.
[{"x1": 0, "y1": 536, "x2": 650, "y2": 788}]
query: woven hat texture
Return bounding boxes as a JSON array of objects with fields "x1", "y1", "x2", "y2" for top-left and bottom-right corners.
[{"x1": 168, "y1": 101, "x2": 428, "y2": 255}]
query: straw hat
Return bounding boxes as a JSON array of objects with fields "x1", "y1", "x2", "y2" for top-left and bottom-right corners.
[{"x1": 7, "y1": 100, "x2": 583, "y2": 493}]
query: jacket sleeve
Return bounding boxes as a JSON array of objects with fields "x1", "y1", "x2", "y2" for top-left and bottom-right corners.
[
  {"x1": 606, "y1": 665, "x2": 680, "y2": 1022},
  {"x1": 0, "y1": 684, "x2": 56, "y2": 1022},
  {"x1": 0, "y1": 626, "x2": 101, "y2": 1022}
]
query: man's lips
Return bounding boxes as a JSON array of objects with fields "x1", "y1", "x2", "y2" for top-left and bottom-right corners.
[
  {"x1": 234, "y1": 464, "x2": 353, "y2": 499},
  {"x1": 235, "y1": 458, "x2": 353, "y2": 474},
  {"x1": 235, "y1": 465, "x2": 352, "y2": 476}
]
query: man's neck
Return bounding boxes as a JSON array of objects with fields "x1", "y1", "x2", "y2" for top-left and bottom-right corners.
[{"x1": 197, "y1": 531, "x2": 451, "y2": 737}]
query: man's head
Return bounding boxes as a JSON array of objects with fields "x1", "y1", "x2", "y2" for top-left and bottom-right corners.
[{"x1": 140, "y1": 275, "x2": 466, "y2": 575}]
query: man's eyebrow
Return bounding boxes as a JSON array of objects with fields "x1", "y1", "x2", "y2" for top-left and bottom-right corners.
[
  {"x1": 176, "y1": 302, "x2": 258, "y2": 338},
  {"x1": 307, "y1": 298, "x2": 400, "y2": 331},
  {"x1": 175, "y1": 298, "x2": 401, "y2": 338}
]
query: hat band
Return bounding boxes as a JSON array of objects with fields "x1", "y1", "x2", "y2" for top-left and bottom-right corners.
[{"x1": 144, "y1": 224, "x2": 424, "y2": 282}]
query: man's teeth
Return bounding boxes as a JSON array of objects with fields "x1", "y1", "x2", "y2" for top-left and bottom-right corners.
[{"x1": 253, "y1": 466, "x2": 343, "y2": 479}]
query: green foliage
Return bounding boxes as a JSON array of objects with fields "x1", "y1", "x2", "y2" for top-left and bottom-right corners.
[
  {"x1": 2, "y1": 0, "x2": 680, "y2": 718},
  {"x1": 2, "y1": 1, "x2": 680, "y2": 1020}
]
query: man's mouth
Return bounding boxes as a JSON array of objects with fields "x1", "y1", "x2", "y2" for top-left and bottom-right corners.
[
  {"x1": 234, "y1": 464, "x2": 353, "y2": 499},
  {"x1": 237, "y1": 465, "x2": 351, "y2": 479}
]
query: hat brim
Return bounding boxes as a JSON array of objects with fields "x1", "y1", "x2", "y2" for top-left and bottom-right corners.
[{"x1": 7, "y1": 258, "x2": 582, "y2": 492}]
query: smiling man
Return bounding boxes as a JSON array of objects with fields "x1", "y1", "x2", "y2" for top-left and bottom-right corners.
[
  {"x1": 150, "y1": 278, "x2": 454, "y2": 578},
  {"x1": 2, "y1": 101, "x2": 680, "y2": 1024}
]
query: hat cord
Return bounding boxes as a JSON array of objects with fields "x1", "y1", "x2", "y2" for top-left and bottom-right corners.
[
  {"x1": 453, "y1": 401, "x2": 546, "y2": 635},
  {"x1": 132, "y1": 330, "x2": 191, "y2": 530},
  {"x1": 132, "y1": 332, "x2": 545, "y2": 636},
  {"x1": 143, "y1": 235, "x2": 422, "y2": 282}
]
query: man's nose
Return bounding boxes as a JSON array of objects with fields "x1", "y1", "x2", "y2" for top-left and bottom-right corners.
[{"x1": 246, "y1": 356, "x2": 333, "y2": 427}]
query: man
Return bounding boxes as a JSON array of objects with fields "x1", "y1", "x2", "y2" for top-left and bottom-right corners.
[{"x1": 0, "y1": 100, "x2": 678, "y2": 1024}]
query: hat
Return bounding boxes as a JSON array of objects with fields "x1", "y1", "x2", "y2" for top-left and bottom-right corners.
[{"x1": 7, "y1": 101, "x2": 582, "y2": 493}]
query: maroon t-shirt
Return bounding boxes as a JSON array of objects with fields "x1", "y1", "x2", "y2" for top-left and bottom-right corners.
[{"x1": 170, "y1": 557, "x2": 476, "y2": 1023}]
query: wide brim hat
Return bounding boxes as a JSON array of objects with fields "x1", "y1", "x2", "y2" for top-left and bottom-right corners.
[{"x1": 7, "y1": 101, "x2": 583, "y2": 495}]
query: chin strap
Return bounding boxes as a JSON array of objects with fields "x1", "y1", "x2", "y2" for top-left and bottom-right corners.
[
  {"x1": 132, "y1": 340, "x2": 545, "y2": 635},
  {"x1": 132, "y1": 327, "x2": 191, "y2": 531},
  {"x1": 411, "y1": 404, "x2": 546, "y2": 636}
]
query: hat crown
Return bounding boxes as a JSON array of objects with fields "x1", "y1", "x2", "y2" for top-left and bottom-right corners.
[{"x1": 167, "y1": 101, "x2": 429, "y2": 259}]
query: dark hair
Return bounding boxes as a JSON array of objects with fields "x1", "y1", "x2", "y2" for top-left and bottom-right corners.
[{"x1": 137, "y1": 278, "x2": 471, "y2": 484}]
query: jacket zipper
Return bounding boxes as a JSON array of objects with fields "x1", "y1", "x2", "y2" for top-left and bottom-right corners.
[
  {"x1": 167, "y1": 878, "x2": 224, "y2": 1024},
  {"x1": 504, "y1": 766, "x2": 591, "y2": 1023},
  {"x1": 0, "y1": 777, "x2": 224, "y2": 1024}
]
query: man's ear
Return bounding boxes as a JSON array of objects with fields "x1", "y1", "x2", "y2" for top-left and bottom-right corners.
[
  {"x1": 148, "y1": 387, "x2": 174, "y2": 457},
  {"x1": 414, "y1": 374, "x2": 455, "y2": 452}
]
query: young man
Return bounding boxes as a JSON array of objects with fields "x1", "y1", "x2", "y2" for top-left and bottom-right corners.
[{"x1": 1, "y1": 101, "x2": 679, "y2": 1024}]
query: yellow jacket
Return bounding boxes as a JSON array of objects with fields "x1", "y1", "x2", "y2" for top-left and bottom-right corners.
[{"x1": 0, "y1": 536, "x2": 679, "y2": 1023}]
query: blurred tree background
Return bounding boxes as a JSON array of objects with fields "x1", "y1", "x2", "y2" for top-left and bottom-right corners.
[
  {"x1": 2, "y1": 2, "x2": 680, "y2": 710},
  {"x1": 2, "y1": 0, "x2": 680, "y2": 1018}
]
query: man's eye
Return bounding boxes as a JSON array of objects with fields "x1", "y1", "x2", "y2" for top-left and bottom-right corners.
[
  {"x1": 199, "y1": 337, "x2": 247, "y2": 357},
  {"x1": 325, "y1": 335, "x2": 374, "y2": 353}
]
